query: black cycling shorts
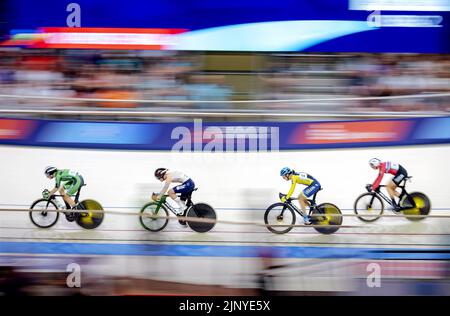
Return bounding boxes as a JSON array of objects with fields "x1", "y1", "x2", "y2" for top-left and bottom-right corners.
[{"x1": 392, "y1": 166, "x2": 408, "y2": 186}]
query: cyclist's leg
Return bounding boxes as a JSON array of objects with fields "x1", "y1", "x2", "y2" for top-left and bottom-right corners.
[
  {"x1": 390, "y1": 167, "x2": 407, "y2": 205},
  {"x1": 298, "y1": 193, "x2": 309, "y2": 214},
  {"x1": 299, "y1": 182, "x2": 320, "y2": 223},
  {"x1": 65, "y1": 178, "x2": 82, "y2": 208},
  {"x1": 387, "y1": 180, "x2": 398, "y2": 198},
  {"x1": 59, "y1": 186, "x2": 76, "y2": 208},
  {"x1": 387, "y1": 180, "x2": 401, "y2": 208},
  {"x1": 301, "y1": 181, "x2": 321, "y2": 211},
  {"x1": 168, "y1": 189, "x2": 177, "y2": 200},
  {"x1": 298, "y1": 193, "x2": 311, "y2": 224},
  {"x1": 168, "y1": 189, "x2": 185, "y2": 213},
  {"x1": 170, "y1": 179, "x2": 195, "y2": 211}
]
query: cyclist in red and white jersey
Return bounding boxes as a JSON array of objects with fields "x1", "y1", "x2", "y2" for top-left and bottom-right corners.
[{"x1": 367, "y1": 158, "x2": 408, "y2": 209}]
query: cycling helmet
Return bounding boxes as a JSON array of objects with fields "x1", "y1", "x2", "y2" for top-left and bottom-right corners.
[
  {"x1": 369, "y1": 158, "x2": 381, "y2": 169},
  {"x1": 280, "y1": 167, "x2": 293, "y2": 177},
  {"x1": 44, "y1": 166, "x2": 57, "y2": 176},
  {"x1": 154, "y1": 168, "x2": 168, "y2": 180}
]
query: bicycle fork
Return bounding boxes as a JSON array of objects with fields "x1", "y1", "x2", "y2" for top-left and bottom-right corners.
[{"x1": 277, "y1": 205, "x2": 290, "y2": 221}]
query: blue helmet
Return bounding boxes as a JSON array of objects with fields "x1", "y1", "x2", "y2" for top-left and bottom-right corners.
[{"x1": 280, "y1": 167, "x2": 293, "y2": 177}]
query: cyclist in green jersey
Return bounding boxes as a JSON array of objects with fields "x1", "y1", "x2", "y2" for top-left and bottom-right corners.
[{"x1": 43, "y1": 166, "x2": 84, "y2": 209}]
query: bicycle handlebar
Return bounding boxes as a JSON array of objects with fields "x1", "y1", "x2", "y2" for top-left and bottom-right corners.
[
  {"x1": 279, "y1": 193, "x2": 295, "y2": 202},
  {"x1": 151, "y1": 193, "x2": 169, "y2": 204}
]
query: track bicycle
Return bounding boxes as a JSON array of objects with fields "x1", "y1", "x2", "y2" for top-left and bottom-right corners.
[
  {"x1": 353, "y1": 176, "x2": 431, "y2": 222},
  {"x1": 29, "y1": 184, "x2": 105, "y2": 229},
  {"x1": 139, "y1": 188, "x2": 216, "y2": 233},
  {"x1": 264, "y1": 188, "x2": 343, "y2": 234}
]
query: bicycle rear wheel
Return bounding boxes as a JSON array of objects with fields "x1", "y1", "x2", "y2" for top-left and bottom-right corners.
[
  {"x1": 140, "y1": 202, "x2": 169, "y2": 232},
  {"x1": 186, "y1": 203, "x2": 216, "y2": 233},
  {"x1": 29, "y1": 199, "x2": 59, "y2": 228},
  {"x1": 264, "y1": 203, "x2": 296, "y2": 234},
  {"x1": 76, "y1": 199, "x2": 104, "y2": 229},
  {"x1": 402, "y1": 192, "x2": 431, "y2": 221},
  {"x1": 312, "y1": 203, "x2": 342, "y2": 234},
  {"x1": 354, "y1": 193, "x2": 384, "y2": 222}
]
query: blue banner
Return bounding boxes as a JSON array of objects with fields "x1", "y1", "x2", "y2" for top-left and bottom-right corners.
[
  {"x1": 3, "y1": 0, "x2": 450, "y2": 53},
  {"x1": 0, "y1": 116, "x2": 449, "y2": 151}
]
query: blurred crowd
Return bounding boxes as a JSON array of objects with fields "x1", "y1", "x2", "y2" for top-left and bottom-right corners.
[
  {"x1": 0, "y1": 48, "x2": 449, "y2": 115},
  {"x1": 261, "y1": 53, "x2": 450, "y2": 113}
]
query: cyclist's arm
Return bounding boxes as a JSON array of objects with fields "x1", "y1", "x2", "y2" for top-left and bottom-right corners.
[
  {"x1": 286, "y1": 181, "x2": 297, "y2": 199},
  {"x1": 158, "y1": 173, "x2": 173, "y2": 198},
  {"x1": 48, "y1": 178, "x2": 63, "y2": 196},
  {"x1": 372, "y1": 165, "x2": 386, "y2": 191},
  {"x1": 48, "y1": 187, "x2": 58, "y2": 196}
]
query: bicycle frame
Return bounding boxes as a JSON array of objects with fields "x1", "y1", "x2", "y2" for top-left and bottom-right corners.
[
  {"x1": 153, "y1": 192, "x2": 195, "y2": 216},
  {"x1": 48, "y1": 185, "x2": 84, "y2": 206},
  {"x1": 373, "y1": 180, "x2": 415, "y2": 210},
  {"x1": 281, "y1": 191, "x2": 319, "y2": 218},
  {"x1": 375, "y1": 186, "x2": 395, "y2": 206},
  {"x1": 48, "y1": 194, "x2": 70, "y2": 209}
]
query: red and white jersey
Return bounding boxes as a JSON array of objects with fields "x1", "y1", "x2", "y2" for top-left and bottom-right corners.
[{"x1": 372, "y1": 161, "x2": 400, "y2": 190}]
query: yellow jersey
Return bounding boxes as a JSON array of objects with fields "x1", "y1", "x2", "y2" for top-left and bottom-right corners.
[{"x1": 286, "y1": 172, "x2": 318, "y2": 199}]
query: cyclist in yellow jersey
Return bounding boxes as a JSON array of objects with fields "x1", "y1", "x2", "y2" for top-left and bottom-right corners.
[{"x1": 280, "y1": 167, "x2": 321, "y2": 224}]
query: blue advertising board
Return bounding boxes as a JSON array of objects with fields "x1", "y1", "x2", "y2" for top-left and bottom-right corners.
[
  {"x1": 3, "y1": 0, "x2": 450, "y2": 53},
  {"x1": 0, "y1": 116, "x2": 449, "y2": 151}
]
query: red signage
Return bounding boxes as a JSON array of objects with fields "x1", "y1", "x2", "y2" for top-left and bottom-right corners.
[
  {"x1": 289, "y1": 120, "x2": 413, "y2": 144},
  {"x1": 0, "y1": 119, "x2": 35, "y2": 140},
  {"x1": 32, "y1": 27, "x2": 188, "y2": 50}
]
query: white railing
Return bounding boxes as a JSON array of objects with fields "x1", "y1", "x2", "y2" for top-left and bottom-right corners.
[{"x1": 0, "y1": 92, "x2": 448, "y2": 118}]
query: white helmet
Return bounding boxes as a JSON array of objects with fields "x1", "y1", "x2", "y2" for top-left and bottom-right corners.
[{"x1": 369, "y1": 158, "x2": 381, "y2": 169}]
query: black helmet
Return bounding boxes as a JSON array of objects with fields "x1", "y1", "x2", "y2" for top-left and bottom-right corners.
[
  {"x1": 44, "y1": 166, "x2": 57, "y2": 176},
  {"x1": 154, "y1": 168, "x2": 168, "y2": 180}
]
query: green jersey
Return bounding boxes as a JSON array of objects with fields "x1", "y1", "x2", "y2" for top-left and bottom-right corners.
[
  {"x1": 54, "y1": 170, "x2": 84, "y2": 196},
  {"x1": 55, "y1": 169, "x2": 80, "y2": 187}
]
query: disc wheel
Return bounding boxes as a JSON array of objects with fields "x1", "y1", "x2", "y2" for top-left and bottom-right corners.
[
  {"x1": 311, "y1": 203, "x2": 342, "y2": 235},
  {"x1": 76, "y1": 199, "x2": 104, "y2": 229},
  {"x1": 402, "y1": 192, "x2": 431, "y2": 221},
  {"x1": 186, "y1": 203, "x2": 216, "y2": 233}
]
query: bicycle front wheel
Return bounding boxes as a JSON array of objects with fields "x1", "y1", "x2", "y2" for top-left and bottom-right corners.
[
  {"x1": 76, "y1": 199, "x2": 104, "y2": 229},
  {"x1": 354, "y1": 193, "x2": 384, "y2": 222},
  {"x1": 140, "y1": 203, "x2": 169, "y2": 232},
  {"x1": 29, "y1": 199, "x2": 60, "y2": 228},
  {"x1": 264, "y1": 203, "x2": 296, "y2": 234},
  {"x1": 312, "y1": 203, "x2": 342, "y2": 234}
]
